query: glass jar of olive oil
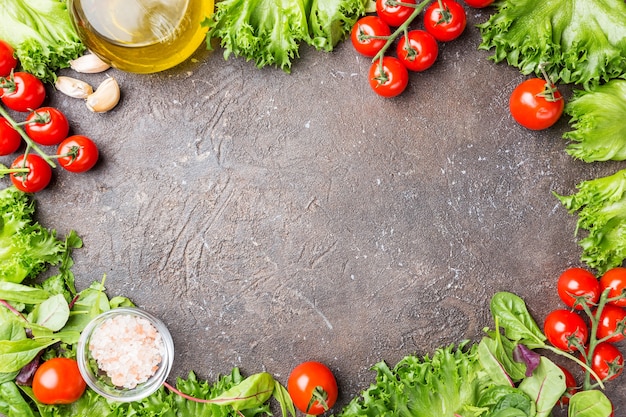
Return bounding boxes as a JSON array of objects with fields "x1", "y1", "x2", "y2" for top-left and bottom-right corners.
[{"x1": 68, "y1": 0, "x2": 214, "y2": 73}]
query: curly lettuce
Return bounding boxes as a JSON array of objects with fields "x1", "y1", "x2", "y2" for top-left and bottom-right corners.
[
  {"x1": 0, "y1": 0, "x2": 85, "y2": 83},
  {"x1": 554, "y1": 169, "x2": 626, "y2": 274},
  {"x1": 478, "y1": 0, "x2": 626, "y2": 88},
  {"x1": 202, "y1": 0, "x2": 366, "y2": 72},
  {"x1": 563, "y1": 80, "x2": 626, "y2": 162}
]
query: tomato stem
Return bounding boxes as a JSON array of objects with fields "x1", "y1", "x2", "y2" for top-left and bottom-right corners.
[
  {"x1": 0, "y1": 105, "x2": 56, "y2": 168},
  {"x1": 372, "y1": 0, "x2": 431, "y2": 63}
]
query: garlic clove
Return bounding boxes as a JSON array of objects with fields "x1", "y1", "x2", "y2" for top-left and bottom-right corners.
[
  {"x1": 54, "y1": 76, "x2": 94, "y2": 99},
  {"x1": 86, "y1": 76, "x2": 120, "y2": 113},
  {"x1": 70, "y1": 53, "x2": 111, "y2": 73}
]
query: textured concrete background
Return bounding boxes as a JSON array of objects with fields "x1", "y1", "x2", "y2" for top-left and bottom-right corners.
[{"x1": 4, "y1": 5, "x2": 625, "y2": 415}]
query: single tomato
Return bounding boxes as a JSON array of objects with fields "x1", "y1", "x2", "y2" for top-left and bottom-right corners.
[
  {"x1": 287, "y1": 361, "x2": 338, "y2": 415},
  {"x1": 0, "y1": 116, "x2": 21, "y2": 156},
  {"x1": 544, "y1": 309, "x2": 588, "y2": 352},
  {"x1": 599, "y1": 267, "x2": 626, "y2": 307},
  {"x1": 32, "y1": 358, "x2": 87, "y2": 404},
  {"x1": 350, "y1": 16, "x2": 392, "y2": 58},
  {"x1": 557, "y1": 267, "x2": 600, "y2": 310},
  {"x1": 423, "y1": 0, "x2": 467, "y2": 42},
  {"x1": 589, "y1": 342, "x2": 624, "y2": 382},
  {"x1": 9, "y1": 153, "x2": 52, "y2": 193},
  {"x1": 57, "y1": 135, "x2": 99, "y2": 173},
  {"x1": 396, "y1": 30, "x2": 438, "y2": 72},
  {"x1": 376, "y1": 0, "x2": 417, "y2": 27},
  {"x1": 24, "y1": 107, "x2": 70, "y2": 146},
  {"x1": 0, "y1": 40, "x2": 18, "y2": 77},
  {"x1": 369, "y1": 56, "x2": 409, "y2": 98},
  {"x1": 463, "y1": 0, "x2": 494, "y2": 7},
  {"x1": 597, "y1": 304, "x2": 626, "y2": 343},
  {"x1": 0, "y1": 71, "x2": 46, "y2": 112},
  {"x1": 509, "y1": 78, "x2": 564, "y2": 130}
]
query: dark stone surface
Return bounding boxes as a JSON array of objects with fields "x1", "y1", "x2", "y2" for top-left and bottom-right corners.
[{"x1": 6, "y1": 6, "x2": 625, "y2": 416}]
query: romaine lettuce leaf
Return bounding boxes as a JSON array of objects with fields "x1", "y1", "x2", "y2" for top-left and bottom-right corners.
[
  {"x1": 554, "y1": 169, "x2": 626, "y2": 274},
  {"x1": 478, "y1": 0, "x2": 626, "y2": 88},
  {"x1": 563, "y1": 80, "x2": 626, "y2": 162}
]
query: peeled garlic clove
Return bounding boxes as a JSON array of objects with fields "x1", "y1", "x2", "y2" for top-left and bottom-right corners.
[
  {"x1": 55, "y1": 76, "x2": 94, "y2": 99},
  {"x1": 70, "y1": 53, "x2": 111, "y2": 73},
  {"x1": 86, "y1": 76, "x2": 120, "y2": 113}
]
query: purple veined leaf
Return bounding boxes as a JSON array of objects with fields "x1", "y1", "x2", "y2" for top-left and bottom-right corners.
[{"x1": 513, "y1": 344, "x2": 541, "y2": 377}]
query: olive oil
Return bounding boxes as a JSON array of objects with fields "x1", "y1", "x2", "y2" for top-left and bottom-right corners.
[{"x1": 68, "y1": 0, "x2": 214, "y2": 73}]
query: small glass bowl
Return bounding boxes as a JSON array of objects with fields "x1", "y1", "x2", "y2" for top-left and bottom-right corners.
[{"x1": 77, "y1": 307, "x2": 174, "y2": 402}]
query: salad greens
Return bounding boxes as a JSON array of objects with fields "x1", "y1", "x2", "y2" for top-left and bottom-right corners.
[
  {"x1": 0, "y1": 186, "x2": 74, "y2": 284},
  {"x1": 554, "y1": 169, "x2": 626, "y2": 275},
  {"x1": 202, "y1": 0, "x2": 367, "y2": 72},
  {"x1": 478, "y1": 0, "x2": 626, "y2": 88},
  {"x1": 0, "y1": 0, "x2": 85, "y2": 83},
  {"x1": 563, "y1": 80, "x2": 626, "y2": 162}
]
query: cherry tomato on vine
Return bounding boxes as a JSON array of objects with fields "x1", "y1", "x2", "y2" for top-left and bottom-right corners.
[
  {"x1": 1, "y1": 71, "x2": 46, "y2": 112},
  {"x1": 396, "y1": 30, "x2": 438, "y2": 72},
  {"x1": 287, "y1": 361, "x2": 338, "y2": 415},
  {"x1": 369, "y1": 56, "x2": 409, "y2": 98},
  {"x1": 423, "y1": 0, "x2": 467, "y2": 42},
  {"x1": 599, "y1": 267, "x2": 626, "y2": 307},
  {"x1": 589, "y1": 342, "x2": 624, "y2": 382},
  {"x1": 0, "y1": 117, "x2": 21, "y2": 156},
  {"x1": 9, "y1": 153, "x2": 52, "y2": 193},
  {"x1": 597, "y1": 304, "x2": 626, "y2": 343},
  {"x1": 557, "y1": 267, "x2": 600, "y2": 310},
  {"x1": 463, "y1": 0, "x2": 494, "y2": 7},
  {"x1": 24, "y1": 107, "x2": 70, "y2": 146},
  {"x1": 509, "y1": 78, "x2": 564, "y2": 130},
  {"x1": 32, "y1": 358, "x2": 86, "y2": 404},
  {"x1": 544, "y1": 309, "x2": 588, "y2": 352},
  {"x1": 57, "y1": 135, "x2": 99, "y2": 173},
  {"x1": 351, "y1": 16, "x2": 392, "y2": 58},
  {"x1": 0, "y1": 40, "x2": 18, "y2": 77},
  {"x1": 557, "y1": 365, "x2": 578, "y2": 406},
  {"x1": 376, "y1": 0, "x2": 417, "y2": 27}
]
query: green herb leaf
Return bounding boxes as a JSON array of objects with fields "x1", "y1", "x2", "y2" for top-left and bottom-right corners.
[
  {"x1": 28, "y1": 293, "x2": 70, "y2": 332},
  {"x1": 489, "y1": 292, "x2": 546, "y2": 349},
  {"x1": 568, "y1": 390, "x2": 613, "y2": 417},
  {"x1": 0, "y1": 337, "x2": 58, "y2": 373}
]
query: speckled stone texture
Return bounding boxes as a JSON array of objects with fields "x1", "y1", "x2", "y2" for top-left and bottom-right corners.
[{"x1": 9, "y1": 6, "x2": 625, "y2": 416}]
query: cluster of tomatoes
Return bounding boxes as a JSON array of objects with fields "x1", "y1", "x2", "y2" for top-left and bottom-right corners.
[
  {"x1": 0, "y1": 39, "x2": 99, "y2": 193},
  {"x1": 350, "y1": 0, "x2": 493, "y2": 98},
  {"x1": 547, "y1": 266, "x2": 626, "y2": 409}
]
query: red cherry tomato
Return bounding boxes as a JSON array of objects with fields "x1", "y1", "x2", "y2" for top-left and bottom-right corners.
[
  {"x1": 1, "y1": 71, "x2": 46, "y2": 112},
  {"x1": 287, "y1": 361, "x2": 338, "y2": 415},
  {"x1": 32, "y1": 358, "x2": 86, "y2": 405},
  {"x1": 57, "y1": 135, "x2": 99, "y2": 173},
  {"x1": 463, "y1": 0, "x2": 494, "y2": 7},
  {"x1": 589, "y1": 342, "x2": 624, "y2": 382},
  {"x1": 544, "y1": 309, "x2": 588, "y2": 352},
  {"x1": 557, "y1": 267, "x2": 600, "y2": 310},
  {"x1": 599, "y1": 267, "x2": 626, "y2": 307},
  {"x1": 369, "y1": 56, "x2": 409, "y2": 98},
  {"x1": 396, "y1": 30, "x2": 438, "y2": 72},
  {"x1": 0, "y1": 117, "x2": 21, "y2": 156},
  {"x1": 423, "y1": 0, "x2": 467, "y2": 42},
  {"x1": 597, "y1": 304, "x2": 626, "y2": 343},
  {"x1": 9, "y1": 153, "x2": 52, "y2": 193},
  {"x1": 24, "y1": 107, "x2": 70, "y2": 146},
  {"x1": 376, "y1": 0, "x2": 417, "y2": 27},
  {"x1": 351, "y1": 16, "x2": 392, "y2": 58},
  {"x1": 557, "y1": 365, "x2": 578, "y2": 406},
  {"x1": 0, "y1": 40, "x2": 18, "y2": 77},
  {"x1": 509, "y1": 78, "x2": 564, "y2": 130}
]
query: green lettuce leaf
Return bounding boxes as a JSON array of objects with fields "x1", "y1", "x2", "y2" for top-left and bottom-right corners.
[
  {"x1": 334, "y1": 342, "x2": 493, "y2": 417},
  {"x1": 478, "y1": 0, "x2": 626, "y2": 88},
  {"x1": 202, "y1": 0, "x2": 366, "y2": 72},
  {"x1": 563, "y1": 79, "x2": 626, "y2": 162},
  {"x1": 554, "y1": 169, "x2": 626, "y2": 274},
  {"x1": 0, "y1": 0, "x2": 85, "y2": 83}
]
